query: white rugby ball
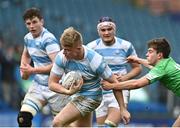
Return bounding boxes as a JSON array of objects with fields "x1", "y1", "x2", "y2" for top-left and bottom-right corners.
[{"x1": 61, "y1": 71, "x2": 82, "y2": 89}]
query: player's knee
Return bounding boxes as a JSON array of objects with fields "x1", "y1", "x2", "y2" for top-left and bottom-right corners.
[
  {"x1": 104, "y1": 119, "x2": 117, "y2": 127},
  {"x1": 53, "y1": 116, "x2": 66, "y2": 127},
  {"x1": 52, "y1": 117, "x2": 61, "y2": 127},
  {"x1": 17, "y1": 111, "x2": 33, "y2": 127}
]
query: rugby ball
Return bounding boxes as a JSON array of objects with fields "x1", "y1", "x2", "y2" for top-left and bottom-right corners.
[{"x1": 61, "y1": 71, "x2": 82, "y2": 89}]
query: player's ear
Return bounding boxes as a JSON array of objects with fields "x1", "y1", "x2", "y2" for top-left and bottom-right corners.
[
  {"x1": 41, "y1": 19, "x2": 44, "y2": 25},
  {"x1": 97, "y1": 29, "x2": 101, "y2": 37},
  {"x1": 157, "y1": 52, "x2": 163, "y2": 59}
]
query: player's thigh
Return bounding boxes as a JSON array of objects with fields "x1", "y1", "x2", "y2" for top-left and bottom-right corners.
[
  {"x1": 70, "y1": 112, "x2": 93, "y2": 127},
  {"x1": 46, "y1": 91, "x2": 71, "y2": 116},
  {"x1": 21, "y1": 84, "x2": 47, "y2": 115},
  {"x1": 53, "y1": 102, "x2": 81, "y2": 125},
  {"x1": 106, "y1": 107, "x2": 121, "y2": 124},
  {"x1": 105, "y1": 93, "x2": 121, "y2": 124}
]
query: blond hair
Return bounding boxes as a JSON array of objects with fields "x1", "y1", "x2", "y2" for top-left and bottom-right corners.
[{"x1": 60, "y1": 27, "x2": 83, "y2": 47}]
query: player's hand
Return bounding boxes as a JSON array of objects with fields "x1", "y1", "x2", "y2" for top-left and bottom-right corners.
[
  {"x1": 68, "y1": 78, "x2": 83, "y2": 95},
  {"x1": 120, "y1": 108, "x2": 131, "y2": 125},
  {"x1": 127, "y1": 56, "x2": 140, "y2": 63},
  {"x1": 101, "y1": 80, "x2": 113, "y2": 90},
  {"x1": 20, "y1": 63, "x2": 34, "y2": 75},
  {"x1": 114, "y1": 73, "x2": 125, "y2": 81},
  {"x1": 20, "y1": 70, "x2": 29, "y2": 80},
  {"x1": 75, "y1": 77, "x2": 83, "y2": 89},
  {"x1": 20, "y1": 63, "x2": 31, "y2": 79}
]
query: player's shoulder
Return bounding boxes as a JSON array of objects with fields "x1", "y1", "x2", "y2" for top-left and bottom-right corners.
[
  {"x1": 85, "y1": 45, "x2": 103, "y2": 60},
  {"x1": 24, "y1": 32, "x2": 32, "y2": 40},
  {"x1": 87, "y1": 38, "x2": 101, "y2": 49},
  {"x1": 56, "y1": 50, "x2": 64, "y2": 58},
  {"x1": 116, "y1": 37, "x2": 132, "y2": 45},
  {"x1": 85, "y1": 45, "x2": 97, "y2": 54},
  {"x1": 41, "y1": 28, "x2": 56, "y2": 40},
  {"x1": 54, "y1": 50, "x2": 67, "y2": 64}
]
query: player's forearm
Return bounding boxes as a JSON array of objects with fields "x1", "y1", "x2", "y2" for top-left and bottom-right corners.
[
  {"x1": 138, "y1": 58, "x2": 153, "y2": 69},
  {"x1": 113, "y1": 79, "x2": 141, "y2": 90},
  {"x1": 32, "y1": 64, "x2": 53, "y2": 74},
  {"x1": 113, "y1": 90, "x2": 126, "y2": 109},
  {"x1": 49, "y1": 82, "x2": 71, "y2": 95},
  {"x1": 20, "y1": 48, "x2": 31, "y2": 66},
  {"x1": 20, "y1": 54, "x2": 31, "y2": 66},
  {"x1": 122, "y1": 66, "x2": 142, "y2": 81}
]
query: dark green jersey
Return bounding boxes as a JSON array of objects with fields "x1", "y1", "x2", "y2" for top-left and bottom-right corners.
[{"x1": 146, "y1": 57, "x2": 180, "y2": 96}]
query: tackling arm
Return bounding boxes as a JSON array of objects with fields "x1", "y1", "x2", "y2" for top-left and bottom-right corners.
[
  {"x1": 127, "y1": 56, "x2": 153, "y2": 69},
  {"x1": 116, "y1": 62, "x2": 142, "y2": 82},
  {"x1": 102, "y1": 76, "x2": 150, "y2": 90}
]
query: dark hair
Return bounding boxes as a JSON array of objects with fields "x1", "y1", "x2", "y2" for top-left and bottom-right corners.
[
  {"x1": 98, "y1": 16, "x2": 115, "y2": 23},
  {"x1": 23, "y1": 7, "x2": 43, "y2": 21},
  {"x1": 147, "y1": 37, "x2": 171, "y2": 58}
]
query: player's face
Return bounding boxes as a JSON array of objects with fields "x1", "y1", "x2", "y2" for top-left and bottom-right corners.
[
  {"x1": 146, "y1": 48, "x2": 159, "y2": 65},
  {"x1": 98, "y1": 26, "x2": 115, "y2": 45},
  {"x1": 62, "y1": 45, "x2": 82, "y2": 60},
  {"x1": 25, "y1": 17, "x2": 43, "y2": 38}
]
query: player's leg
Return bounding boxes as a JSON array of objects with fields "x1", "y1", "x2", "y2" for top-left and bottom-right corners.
[
  {"x1": 45, "y1": 89, "x2": 71, "y2": 116},
  {"x1": 53, "y1": 95, "x2": 101, "y2": 127},
  {"x1": 17, "y1": 98, "x2": 45, "y2": 127},
  {"x1": 105, "y1": 107, "x2": 121, "y2": 127},
  {"x1": 17, "y1": 84, "x2": 45, "y2": 127},
  {"x1": 95, "y1": 96, "x2": 108, "y2": 126},
  {"x1": 104, "y1": 93, "x2": 121, "y2": 127},
  {"x1": 105, "y1": 91, "x2": 129, "y2": 127},
  {"x1": 104, "y1": 103, "x2": 128, "y2": 127},
  {"x1": 71, "y1": 95, "x2": 101, "y2": 127},
  {"x1": 96, "y1": 116, "x2": 107, "y2": 125},
  {"x1": 69, "y1": 112, "x2": 93, "y2": 127},
  {"x1": 52, "y1": 102, "x2": 82, "y2": 127},
  {"x1": 172, "y1": 115, "x2": 180, "y2": 127}
]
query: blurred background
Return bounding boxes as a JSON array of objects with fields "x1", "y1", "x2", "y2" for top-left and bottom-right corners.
[{"x1": 0, "y1": 0, "x2": 180, "y2": 127}]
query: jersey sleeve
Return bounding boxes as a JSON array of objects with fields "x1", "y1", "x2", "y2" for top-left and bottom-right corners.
[
  {"x1": 99, "y1": 61, "x2": 113, "y2": 80},
  {"x1": 44, "y1": 37, "x2": 60, "y2": 54},
  {"x1": 90, "y1": 52, "x2": 113, "y2": 79},
  {"x1": 51, "y1": 53, "x2": 64, "y2": 77},
  {"x1": 127, "y1": 44, "x2": 137, "y2": 57},
  {"x1": 145, "y1": 67, "x2": 166, "y2": 84},
  {"x1": 24, "y1": 36, "x2": 28, "y2": 47},
  {"x1": 86, "y1": 40, "x2": 98, "y2": 49}
]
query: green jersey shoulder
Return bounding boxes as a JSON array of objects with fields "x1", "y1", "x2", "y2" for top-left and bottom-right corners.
[{"x1": 146, "y1": 57, "x2": 180, "y2": 96}]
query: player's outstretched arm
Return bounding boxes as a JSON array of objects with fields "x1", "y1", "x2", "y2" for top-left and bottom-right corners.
[
  {"x1": 101, "y1": 76, "x2": 149, "y2": 90},
  {"x1": 127, "y1": 56, "x2": 153, "y2": 69}
]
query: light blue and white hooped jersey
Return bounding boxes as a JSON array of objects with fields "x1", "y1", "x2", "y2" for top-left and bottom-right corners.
[
  {"x1": 51, "y1": 45, "x2": 113, "y2": 100},
  {"x1": 87, "y1": 37, "x2": 137, "y2": 94},
  {"x1": 24, "y1": 27, "x2": 60, "y2": 86}
]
